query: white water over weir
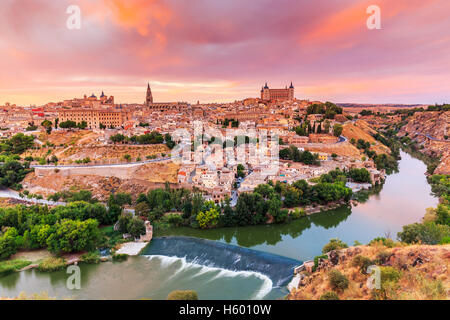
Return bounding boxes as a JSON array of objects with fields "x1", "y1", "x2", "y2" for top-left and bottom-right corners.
[
  {"x1": 145, "y1": 255, "x2": 273, "y2": 300},
  {"x1": 142, "y1": 236, "x2": 302, "y2": 299}
]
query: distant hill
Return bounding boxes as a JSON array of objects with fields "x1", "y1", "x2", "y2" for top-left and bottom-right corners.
[{"x1": 337, "y1": 103, "x2": 428, "y2": 109}]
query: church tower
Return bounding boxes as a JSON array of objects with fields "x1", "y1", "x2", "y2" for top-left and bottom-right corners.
[{"x1": 145, "y1": 83, "x2": 153, "y2": 106}]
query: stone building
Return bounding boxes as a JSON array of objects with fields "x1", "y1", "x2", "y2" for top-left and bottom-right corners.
[
  {"x1": 261, "y1": 82, "x2": 294, "y2": 101},
  {"x1": 57, "y1": 109, "x2": 131, "y2": 129}
]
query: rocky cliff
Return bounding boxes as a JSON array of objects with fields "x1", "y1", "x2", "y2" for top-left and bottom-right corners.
[{"x1": 398, "y1": 111, "x2": 450, "y2": 174}]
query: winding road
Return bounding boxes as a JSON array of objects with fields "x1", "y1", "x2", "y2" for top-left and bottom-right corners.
[
  {"x1": 30, "y1": 156, "x2": 179, "y2": 169},
  {"x1": 414, "y1": 132, "x2": 449, "y2": 143}
]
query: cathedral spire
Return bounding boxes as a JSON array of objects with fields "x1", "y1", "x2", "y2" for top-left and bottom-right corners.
[{"x1": 145, "y1": 83, "x2": 153, "y2": 106}]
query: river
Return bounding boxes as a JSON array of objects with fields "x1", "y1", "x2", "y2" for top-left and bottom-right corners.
[{"x1": 0, "y1": 151, "x2": 438, "y2": 300}]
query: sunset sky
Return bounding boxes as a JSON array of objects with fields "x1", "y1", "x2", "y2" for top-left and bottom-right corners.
[{"x1": 1, "y1": 0, "x2": 449, "y2": 106}]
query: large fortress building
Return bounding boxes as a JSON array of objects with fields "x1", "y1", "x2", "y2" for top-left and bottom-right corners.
[{"x1": 260, "y1": 82, "x2": 294, "y2": 101}]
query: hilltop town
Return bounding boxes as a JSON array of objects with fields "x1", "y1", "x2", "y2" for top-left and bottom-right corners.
[
  {"x1": 0, "y1": 83, "x2": 395, "y2": 202},
  {"x1": 0, "y1": 82, "x2": 449, "y2": 301}
]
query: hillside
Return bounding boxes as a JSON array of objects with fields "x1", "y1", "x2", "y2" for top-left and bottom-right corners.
[
  {"x1": 343, "y1": 120, "x2": 391, "y2": 155},
  {"x1": 288, "y1": 243, "x2": 449, "y2": 300},
  {"x1": 397, "y1": 111, "x2": 450, "y2": 175},
  {"x1": 22, "y1": 162, "x2": 180, "y2": 201}
]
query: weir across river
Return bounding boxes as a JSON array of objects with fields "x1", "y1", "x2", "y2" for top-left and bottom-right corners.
[{"x1": 142, "y1": 236, "x2": 302, "y2": 288}]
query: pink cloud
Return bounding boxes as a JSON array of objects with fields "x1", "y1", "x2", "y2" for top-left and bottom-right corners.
[{"x1": 0, "y1": 0, "x2": 449, "y2": 105}]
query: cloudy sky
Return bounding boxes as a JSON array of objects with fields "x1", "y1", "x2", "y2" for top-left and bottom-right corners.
[{"x1": 1, "y1": 0, "x2": 449, "y2": 106}]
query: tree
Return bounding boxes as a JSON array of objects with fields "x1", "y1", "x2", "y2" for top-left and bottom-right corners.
[
  {"x1": 220, "y1": 198, "x2": 235, "y2": 227},
  {"x1": 41, "y1": 120, "x2": 53, "y2": 134},
  {"x1": 196, "y1": 208, "x2": 219, "y2": 229},
  {"x1": 324, "y1": 120, "x2": 331, "y2": 134},
  {"x1": 110, "y1": 134, "x2": 126, "y2": 144},
  {"x1": 77, "y1": 121, "x2": 88, "y2": 129},
  {"x1": 254, "y1": 184, "x2": 274, "y2": 199},
  {"x1": 333, "y1": 124, "x2": 343, "y2": 137},
  {"x1": 108, "y1": 193, "x2": 132, "y2": 208},
  {"x1": 127, "y1": 218, "x2": 146, "y2": 238},
  {"x1": 165, "y1": 133, "x2": 176, "y2": 149},
  {"x1": 268, "y1": 195, "x2": 286, "y2": 223},
  {"x1": 182, "y1": 201, "x2": 193, "y2": 219},
  {"x1": 135, "y1": 202, "x2": 150, "y2": 217},
  {"x1": 397, "y1": 222, "x2": 450, "y2": 244},
  {"x1": 1, "y1": 133, "x2": 35, "y2": 154},
  {"x1": 348, "y1": 168, "x2": 371, "y2": 183},
  {"x1": 117, "y1": 212, "x2": 133, "y2": 233},
  {"x1": 237, "y1": 164, "x2": 245, "y2": 178},
  {"x1": 59, "y1": 120, "x2": 77, "y2": 129},
  {"x1": 436, "y1": 204, "x2": 450, "y2": 226},
  {"x1": 279, "y1": 148, "x2": 291, "y2": 160},
  {"x1": 0, "y1": 161, "x2": 33, "y2": 189},
  {"x1": 283, "y1": 187, "x2": 300, "y2": 208},
  {"x1": 0, "y1": 227, "x2": 19, "y2": 260},
  {"x1": 46, "y1": 219, "x2": 101, "y2": 254}
]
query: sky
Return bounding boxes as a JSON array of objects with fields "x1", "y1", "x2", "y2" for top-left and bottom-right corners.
[{"x1": 0, "y1": 0, "x2": 449, "y2": 106}]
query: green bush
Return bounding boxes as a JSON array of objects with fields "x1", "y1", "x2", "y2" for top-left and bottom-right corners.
[
  {"x1": 80, "y1": 251, "x2": 101, "y2": 264},
  {"x1": 328, "y1": 270, "x2": 349, "y2": 291},
  {"x1": 167, "y1": 290, "x2": 198, "y2": 300},
  {"x1": 369, "y1": 237, "x2": 395, "y2": 248},
  {"x1": 312, "y1": 254, "x2": 328, "y2": 272},
  {"x1": 319, "y1": 291, "x2": 339, "y2": 300},
  {"x1": 375, "y1": 251, "x2": 391, "y2": 265},
  {"x1": 290, "y1": 208, "x2": 306, "y2": 219},
  {"x1": 166, "y1": 213, "x2": 183, "y2": 226},
  {"x1": 112, "y1": 253, "x2": 128, "y2": 262},
  {"x1": 440, "y1": 236, "x2": 450, "y2": 244},
  {"x1": 38, "y1": 257, "x2": 66, "y2": 272},
  {"x1": 352, "y1": 255, "x2": 373, "y2": 274},
  {"x1": 373, "y1": 266, "x2": 402, "y2": 300},
  {"x1": 0, "y1": 259, "x2": 31, "y2": 276},
  {"x1": 322, "y1": 238, "x2": 348, "y2": 254},
  {"x1": 380, "y1": 266, "x2": 401, "y2": 281},
  {"x1": 397, "y1": 222, "x2": 450, "y2": 244}
]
